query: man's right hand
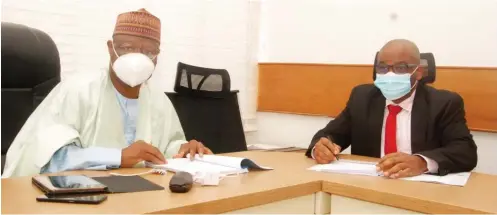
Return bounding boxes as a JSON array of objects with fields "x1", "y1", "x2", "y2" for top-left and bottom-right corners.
[
  {"x1": 121, "y1": 140, "x2": 166, "y2": 168},
  {"x1": 313, "y1": 137, "x2": 341, "y2": 164}
]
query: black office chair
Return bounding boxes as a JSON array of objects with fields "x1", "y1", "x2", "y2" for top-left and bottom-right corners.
[
  {"x1": 165, "y1": 62, "x2": 247, "y2": 154},
  {"x1": 373, "y1": 52, "x2": 436, "y2": 84},
  {"x1": 1, "y1": 22, "x2": 61, "y2": 172}
]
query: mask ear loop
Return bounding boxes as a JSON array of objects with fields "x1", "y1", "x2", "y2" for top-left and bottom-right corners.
[
  {"x1": 110, "y1": 41, "x2": 120, "y2": 68},
  {"x1": 113, "y1": 46, "x2": 120, "y2": 58},
  {"x1": 409, "y1": 66, "x2": 420, "y2": 91}
]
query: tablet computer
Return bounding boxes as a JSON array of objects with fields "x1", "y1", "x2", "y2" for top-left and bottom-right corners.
[{"x1": 32, "y1": 175, "x2": 108, "y2": 196}]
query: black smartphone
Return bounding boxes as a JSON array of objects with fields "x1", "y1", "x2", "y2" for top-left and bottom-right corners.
[{"x1": 36, "y1": 194, "x2": 107, "y2": 204}]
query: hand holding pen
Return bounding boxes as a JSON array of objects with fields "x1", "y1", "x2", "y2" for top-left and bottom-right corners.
[{"x1": 313, "y1": 137, "x2": 341, "y2": 164}]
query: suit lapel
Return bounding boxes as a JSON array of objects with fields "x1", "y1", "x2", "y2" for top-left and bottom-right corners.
[
  {"x1": 411, "y1": 86, "x2": 429, "y2": 153},
  {"x1": 368, "y1": 90, "x2": 385, "y2": 158}
]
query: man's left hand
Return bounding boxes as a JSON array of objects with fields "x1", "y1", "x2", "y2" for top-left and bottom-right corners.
[
  {"x1": 174, "y1": 140, "x2": 213, "y2": 160},
  {"x1": 376, "y1": 152, "x2": 428, "y2": 179}
]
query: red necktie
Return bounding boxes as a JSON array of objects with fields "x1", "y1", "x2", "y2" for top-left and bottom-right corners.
[{"x1": 385, "y1": 105, "x2": 403, "y2": 155}]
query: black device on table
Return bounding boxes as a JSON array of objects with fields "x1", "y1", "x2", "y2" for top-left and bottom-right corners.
[
  {"x1": 33, "y1": 174, "x2": 166, "y2": 204},
  {"x1": 36, "y1": 194, "x2": 107, "y2": 204},
  {"x1": 32, "y1": 175, "x2": 108, "y2": 196},
  {"x1": 169, "y1": 171, "x2": 193, "y2": 193},
  {"x1": 32, "y1": 175, "x2": 108, "y2": 204}
]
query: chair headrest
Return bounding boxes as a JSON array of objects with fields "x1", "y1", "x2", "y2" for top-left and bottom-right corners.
[
  {"x1": 372, "y1": 52, "x2": 436, "y2": 84},
  {"x1": 1, "y1": 22, "x2": 61, "y2": 88},
  {"x1": 174, "y1": 62, "x2": 231, "y2": 98}
]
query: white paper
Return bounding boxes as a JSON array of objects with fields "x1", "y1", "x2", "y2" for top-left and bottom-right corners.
[
  {"x1": 308, "y1": 160, "x2": 380, "y2": 176},
  {"x1": 193, "y1": 154, "x2": 245, "y2": 169},
  {"x1": 193, "y1": 172, "x2": 222, "y2": 186},
  {"x1": 308, "y1": 160, "x2": 472, "y2": 186},
  {"x1": 147, "y1": 158, "x2": 244, "y2": 175},
  {"x1": 193, "y1": 154, "x2": 274, "y2": 170},
  {"x1": 401, "y1": 172, "x2": 471, "y2": 186},
  {"x1": 146, "y1": 155, "x2": 273, "y2": 175}
]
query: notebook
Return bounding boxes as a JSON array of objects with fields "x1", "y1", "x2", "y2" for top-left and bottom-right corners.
[
  {"x1": 308, "y1": 159, "x2": 471, "y2": 186},
  {"x1": 146, "y1": 155, "x2": 273, "y2": 175}
]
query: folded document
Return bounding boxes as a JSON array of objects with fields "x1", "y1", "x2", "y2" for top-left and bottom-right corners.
[
  {"x1": 308, "y1": 160, "x2": 471, "y2": 186},
  {"x1": 147, "y1": 155, "x2": 273, "y2": 175}
]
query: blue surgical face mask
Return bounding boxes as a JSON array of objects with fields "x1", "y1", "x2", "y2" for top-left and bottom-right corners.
[{"x1": 374, "y1": 67, "x2": 418, "y2": 100}]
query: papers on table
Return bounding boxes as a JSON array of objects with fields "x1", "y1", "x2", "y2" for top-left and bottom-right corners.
[
  {"x1": 308, "y1": 159, "x2": 471, "y2": 186},
  {"x1": 401, "y1": 172, "x2": 471, "y2": 186},
  {"x1": 146, "y1": 154, "x2": 273, "y2": 175},
  {"x1": 308, "y1": 160, "x2": 381, "y2": 176}
]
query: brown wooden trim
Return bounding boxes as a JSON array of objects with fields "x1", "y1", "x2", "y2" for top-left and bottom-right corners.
[
  {"x1": 259, "y1": 62, "x2": 373, "y2": 67},
  {"x1": 258, "y1": 63, "x2": 497, "y2": 132},
  {"x1": 259, "y1": 62, "x2": 497, "y2": 70},
  {"x1": 158, "y1": 181, "x2": 321, "y2": 214},
  {"x1": 322, "y1": 181, "x2": 489, "y2": 214}
]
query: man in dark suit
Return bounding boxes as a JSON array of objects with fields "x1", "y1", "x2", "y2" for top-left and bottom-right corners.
[{"x1": 306, "y1": 39, "x2": 477, "y2": 178}]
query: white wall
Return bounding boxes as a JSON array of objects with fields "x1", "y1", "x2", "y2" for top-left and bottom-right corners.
[
  {"x1": 1, "y1": 0, "x2": 260, "y2": 128},
  {"x1": 254, "y1": 0, "x2": 497, "y2": 175},
  {"x1": 259, "y1": 0, "x2": 497, "y2": 66}
]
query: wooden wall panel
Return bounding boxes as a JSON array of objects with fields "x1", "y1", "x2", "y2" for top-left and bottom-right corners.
[
  {"x1": 432, "y1": 67, "x2": 497, "y2": 132},
  {"x1": 258, "y1": 63, "x2": 497, "y2": 132}
]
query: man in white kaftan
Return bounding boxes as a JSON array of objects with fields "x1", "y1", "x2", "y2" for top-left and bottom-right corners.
[{"x1": 3, "y1": 9, "x2": 213, "y2": 178}]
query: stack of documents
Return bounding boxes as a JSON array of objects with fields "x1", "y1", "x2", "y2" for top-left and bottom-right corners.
[
  {"x1": 147, "y1": 155, "x2": 273, "y2": 175},
  {"x1": 308, "y1": 160, "x2": 380, "y2": 176},
  {"x1": 308, "y1": 160, "x2": 471, "y2": 186}
]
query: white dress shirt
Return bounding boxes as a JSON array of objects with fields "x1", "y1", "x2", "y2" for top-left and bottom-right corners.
[{"x1": 312, "y1": 90, "x2": 439, "y2": 173}]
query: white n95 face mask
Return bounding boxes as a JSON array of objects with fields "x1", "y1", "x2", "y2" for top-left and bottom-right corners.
[{"x1": 112, "y1": 52, "x2": 156, "y2": 87}]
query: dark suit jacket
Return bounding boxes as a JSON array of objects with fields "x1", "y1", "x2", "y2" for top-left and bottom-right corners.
[{"x1": 306, "y1": 84, "x2": 477, "y2": 176}]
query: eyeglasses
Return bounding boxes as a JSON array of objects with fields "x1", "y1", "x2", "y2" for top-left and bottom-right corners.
[
  {"x1": 375, "y1": 63, "x2": 418, "y2": 74},
  {"x1": 114, "y1": 46, "x2": 160, "y2": 60}
]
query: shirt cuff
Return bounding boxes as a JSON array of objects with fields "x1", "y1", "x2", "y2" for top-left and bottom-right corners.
[
  {"x1": 415, "y1": 154, "x2": 439, "y2": 173},
  {"x1": 85, "y1": 165, "x2": 113, "y2": 171},
  {"x1": 311, "y1": 146, "x2": 316, "y2": 159},
  {"x1": 86, "y1": 147, "x2": 122, "y2": 169}
]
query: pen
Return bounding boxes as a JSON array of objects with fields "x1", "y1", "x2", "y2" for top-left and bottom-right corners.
[{"x1": 325, "y1": 136, "x2": 340, "y2": 161}]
